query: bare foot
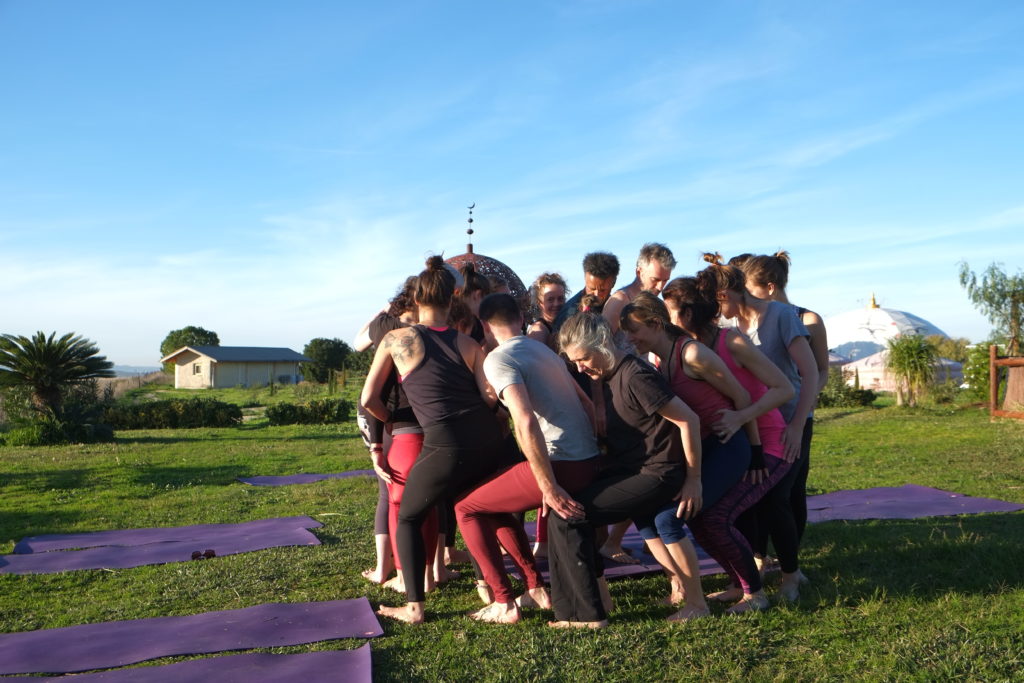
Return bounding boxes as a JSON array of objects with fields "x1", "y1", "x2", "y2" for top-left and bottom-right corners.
[
  {"x1": 778, "y1": 570, "x2": 807, "y2": 602},
  {"x1": 547, "y1": 619, "x2": 608, "y2": 629},
  {"x1": 516, "y1": 586, "x2": 552, "y2": 610},
  {"x1": 707, "y1": 585, "x2": 743, "y2": 603},
  {"x1": 661, "y1": 590, "x2": 686, "y2": 606},
  {"x1": 445, "y1": 548, "x2": 473, "y2": 564},
  {"x1": 724, "y1": 592, "x2": 769, "y2": 615},
  {"x1": 434, "y1": 566, "x2": 461, "y2": 584},
  {"x1": 383, "y1": 574, "x2": 405, "y2": 593},
  {"x1": 377, "y1": 603, "x2": 425, "y2": 624},
  {"x1": 361, "y1": 568, "x2": 390, "y2": 584},
  {"x1": 476, "y1": 580, "x2": 494, "y2": 605},
  {"x1": 469, "y1": 601, "x2": 521, "y2": 624},
  {"x1": 667, "y1": 604, "x2": 711, "y2": 622},
  {"x1": 424, "y1": 571, "x2": 436, "y2": 595},
  {"x1": 599, "y1": 544, "x2": 640, "y2": 565}
]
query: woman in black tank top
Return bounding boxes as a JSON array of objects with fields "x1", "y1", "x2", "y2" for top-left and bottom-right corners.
[{"x1": 362, "y1": 256, "x2": 508, "y2": 625}]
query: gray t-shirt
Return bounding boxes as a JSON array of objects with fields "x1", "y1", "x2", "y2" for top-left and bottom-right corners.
[
  {"x1": 744, "y1": 301, "x2": 810, "y2": 423},
  {"x1": 484, "y1": 335, "x2": 598, "y2": 462}
]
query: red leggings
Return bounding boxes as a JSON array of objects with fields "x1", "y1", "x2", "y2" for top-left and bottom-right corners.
[
  {"x1": 455, "y1": 458, "x2": 596, "y2": 604},
  {"x1": 386, "y1": 433, "x2": 437, "y2": 571}
]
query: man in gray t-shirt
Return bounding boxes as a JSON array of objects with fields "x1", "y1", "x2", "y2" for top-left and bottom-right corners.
[{"x1": 454, "y1": 293, "x2": 599, "y2": 625}]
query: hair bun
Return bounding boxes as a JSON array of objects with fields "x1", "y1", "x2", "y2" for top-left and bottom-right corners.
[
  {"x1": 773, "y1": 250, "x2": 791, "y2": 265},
  {"x1": 702, "y1": 251, "x2": 724, "y2": 266},
  {"x1": 426, "y1": 255, "x2": 446, "y2": 271}
]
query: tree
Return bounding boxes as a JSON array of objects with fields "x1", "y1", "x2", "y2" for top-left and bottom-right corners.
[
  {"x1": 160, "y1": 326, "x2": 219, "y2": 373},
  {"x1": 0, "y1": 331, "x2": 115, "y2": 414},
  {"x1": 959, "y1": 261, "x2": 1024, "y2": 409},
  {"x1": 959, "y1": 262, "x2": 1023, "y2": 355},
  {"x1": 301, "y1": 338, "x2": 352, "y2": 383},
  {"x1": 925, "y1": 335, "x2": 970, "y2": 363},
  {"x1": 885, "y1": 335, "x2": 937, "y2": 407}
]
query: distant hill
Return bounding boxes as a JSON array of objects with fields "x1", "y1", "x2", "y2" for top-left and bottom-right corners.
[{"x1": 113, "y1": 365, "x2": 162, "y2": 377}]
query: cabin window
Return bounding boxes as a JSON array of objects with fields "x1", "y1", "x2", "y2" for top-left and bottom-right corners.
[{"x1": 193, "y1": 363, "x2": 202, "y2": 375}]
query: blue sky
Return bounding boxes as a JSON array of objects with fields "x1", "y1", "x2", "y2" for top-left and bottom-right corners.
[{"x1": 2, "y1": 1, "x2": 1022, "y2": 366}]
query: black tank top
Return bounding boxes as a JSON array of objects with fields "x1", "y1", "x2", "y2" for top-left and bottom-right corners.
[{"x1": 401, "y1": 326, "x2": 484, "y2": 427}]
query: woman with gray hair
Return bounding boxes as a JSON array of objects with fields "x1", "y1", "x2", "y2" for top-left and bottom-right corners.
[{"x1": 544, "y1": 311, "x2": 702, "y2": 628}]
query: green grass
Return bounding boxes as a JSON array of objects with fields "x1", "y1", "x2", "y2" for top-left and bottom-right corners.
[{"x1": 2, "y1": 404, "x2": 1023, "y2": 681}]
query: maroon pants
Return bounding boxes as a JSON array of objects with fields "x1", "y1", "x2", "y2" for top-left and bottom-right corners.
[
  {"x1": 386, "y1": 432, "x2": 437, "y2": 571},
  {"x1": 455, "y1": 458, "x2": 596, "y2": 604}
]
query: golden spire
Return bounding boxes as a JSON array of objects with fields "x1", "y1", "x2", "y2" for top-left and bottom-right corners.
[{"x1": 869, "y1": 292, "x2": 879, "y2": 309}]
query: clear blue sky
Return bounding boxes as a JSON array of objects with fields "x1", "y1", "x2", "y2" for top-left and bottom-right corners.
[{"x1": 2, "y1": 1, "x2": 1022, "y2": 366}]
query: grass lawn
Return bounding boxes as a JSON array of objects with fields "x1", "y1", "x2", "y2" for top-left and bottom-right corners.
[{"x1": 2, "y1": 403, "x2": 1023, "y2": 681}]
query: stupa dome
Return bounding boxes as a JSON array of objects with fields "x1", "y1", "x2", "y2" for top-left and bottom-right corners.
[{"x1": 825, "y1": 294, "x2": 948, "y2": 360}]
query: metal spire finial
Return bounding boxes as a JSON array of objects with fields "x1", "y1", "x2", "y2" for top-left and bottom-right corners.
[{"x1": 466, "y1": 202, "x2": 475, "y2": 253}]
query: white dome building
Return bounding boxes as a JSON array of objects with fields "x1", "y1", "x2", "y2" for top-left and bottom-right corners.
[{"x1": 825, "y1": 294, "x2": 949, "y2": 360}]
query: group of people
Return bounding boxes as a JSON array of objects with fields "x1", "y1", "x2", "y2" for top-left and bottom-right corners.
[{"x1": 355, "y1": 243, "x2": 828, "y2": 627}]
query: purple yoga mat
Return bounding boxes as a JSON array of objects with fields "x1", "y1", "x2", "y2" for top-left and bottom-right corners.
[
  {"x1": 4, "y1": 647, "x2": 372, "y2": 683},
  {"x1": 807, "y1": 484, "x2": 1024, "y2": 522},
  {"x1": 511, "y1": 521, "x2": 725, "y2": 581},
  {"x1": 1, "y1": 526, "x2": 320, "y2": 575},
  {"x1": 0, "y1": 599, "x2": 382, "y2": 676},
  {"x1": 238, "y1": 471, "x2": 375, "y2": 486},
  {"x1": 14, "y1": 515, "x2": 322, "y2": 554}
]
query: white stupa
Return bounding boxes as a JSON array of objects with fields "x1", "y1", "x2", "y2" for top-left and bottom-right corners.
[{"x1": 825, "y1": 294, "x2": 949, "y2": 360}]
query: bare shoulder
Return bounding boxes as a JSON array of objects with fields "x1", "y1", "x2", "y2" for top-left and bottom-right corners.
[
  {"x1": 801, "y1": 309, "x2": 824, "y2": 327},
  {"x1": 383, "y1": 327, "x2": 423, "y2": 365}
]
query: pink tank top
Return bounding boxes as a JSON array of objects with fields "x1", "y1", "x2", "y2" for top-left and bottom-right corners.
[
  {"x1": 716, "y1": 328, "x2": 785, "y2": 457},
  {"x1": 667, "y1": 338, "x2": 733, "y2": 440}
]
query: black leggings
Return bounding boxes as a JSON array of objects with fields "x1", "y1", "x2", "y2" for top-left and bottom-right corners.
[
  {"x1": 547, "y1": 467, "x2": 684, "y2": 622},
  {"x1": 395, "y1": 411, "x2": 507, "y2": 602},
  {"x1": 737, "y1": 417, "x2": 813, "y2": 573}
]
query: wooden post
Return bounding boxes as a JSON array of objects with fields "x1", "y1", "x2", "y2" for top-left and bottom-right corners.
[{"x1": 990, "y1": 345, "x2": 998, "y2": 420}]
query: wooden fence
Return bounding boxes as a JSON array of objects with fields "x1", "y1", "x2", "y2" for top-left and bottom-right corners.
[{"x1": 989, "y1": 345, "x2": 1024, "y2": 420}]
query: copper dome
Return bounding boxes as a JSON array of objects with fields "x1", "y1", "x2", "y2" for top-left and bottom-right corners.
[{"x1": 445, "y1": 248, "x2": 528, "y2": 301}]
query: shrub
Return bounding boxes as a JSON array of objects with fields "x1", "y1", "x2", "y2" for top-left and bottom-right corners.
[
  {"x1": 266, "y1": 398, "x2": 352, "y2": 426},
  {"x1": 104, "y1": 397, "x2": 242, "y2": 430},
  {"x1": 818, "y1": 368, "x2": 877, "y2": 408},
  {"x1": 2, "y1": 417, "x2": 115, "y2": 446},
  {"x1": 928, "y1": 379, "x2": 962, "y2": 405}
]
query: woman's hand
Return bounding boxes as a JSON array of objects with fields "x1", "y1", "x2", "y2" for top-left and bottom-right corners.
[
  {"x1": 781, "y1": 422, "x2": 803, "y2": 463},
  {"x1": 674, "y1": 477, "x2": 703, "y2": 520},
  {"x1": 370, "y1": 445, "x2": 392, "y2": 484},
  {"x1": 712, "y1": 408, "x2": 744, "y2": 443}
]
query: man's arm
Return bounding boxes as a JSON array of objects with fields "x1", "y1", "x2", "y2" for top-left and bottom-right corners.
[{"x1": 501, "y1": 383, "x2": 584, "y2": 520}]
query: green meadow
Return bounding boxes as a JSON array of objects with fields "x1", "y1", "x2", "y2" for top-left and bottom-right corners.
[{"x1": 2, "y1": 400, "x2": 1023, "y2": 681}]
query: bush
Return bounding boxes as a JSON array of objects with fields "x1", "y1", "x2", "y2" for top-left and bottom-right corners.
[
  {"x1": 818, "y1": 368, "x2": 877, "y2": 408},
  {"x1": 2, "y1": 417, "x2": 115, "y2": 446},
  {"x1": 104, "y1": 397, "x2": 242, "y2": 429},
  {"x1": 928, "y1": 379, "x2": 962, "y2": 405},
  {"x1": 266, "y1": 398, "x2": 352, "y2": 426}
]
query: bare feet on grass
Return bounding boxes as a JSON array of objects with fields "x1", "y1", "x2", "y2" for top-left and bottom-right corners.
[
  {"x1": 724, "y1": 591, "x2": 769, "y2": 615},
  {"x1": 707, "y1": 584, "x2": 743, "y2": 603},
  {"x1": 599, "y1": 544, "x2": 640, "y2": 565},
  {"x1": 433, "y1": 566, "x2": 461, "y2": 584},
  {"x1": 547, "y1": 619, "x2": 608, "y2": 629},
  {"x1": 377, "y1": 603, "x2": 425, "y2": 624},
  {"x1": 361, "y1": 568, "x2": 391, "y2": 584},
  {"x1": 667, "y1": 604, "x2": 711, "y2": 622},
  {"x1": 476, "y1": 580, "x2": 494, "y2": 605},
  {"x1": 383, "y1": 573, "x2": 405, "y2": 593},
  {"x1": 469, "y1": 601, "x2": 521, "y2": 624},
  {"x1": 516, "y1": 586, "x2": 552, "y2": 610}
]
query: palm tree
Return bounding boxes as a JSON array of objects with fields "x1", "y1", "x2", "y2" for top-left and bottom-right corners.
[
  {"x1": 0, "y1": 332, "x2": 115, "y2": 415},
  {"x1": 885, "y1": 335, "x2": 937, "y2": 407}
]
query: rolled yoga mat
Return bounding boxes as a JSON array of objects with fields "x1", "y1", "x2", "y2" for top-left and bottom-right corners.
[
  {"x1": 0, "y1": 599, "x2": 382, "y2": 676},
  {"x1": 238, "y1": 471, "x2": 375, "y2": 486},
  {"x1": 2, "y1": 647, "x2": 372, "y2": 683}
]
